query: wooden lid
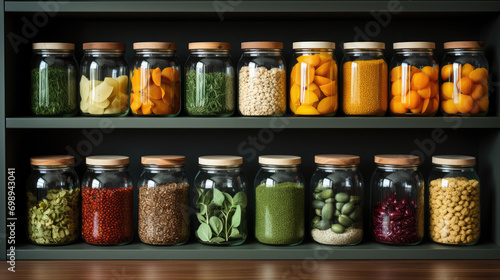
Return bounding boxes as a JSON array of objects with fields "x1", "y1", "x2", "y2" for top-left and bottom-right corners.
[
  {"x1": 199, "y1": 155, "x2": 242, "y2": 166},
  {"x1": 315, "y1": 154, "x2": 360, "y2": 165},
  {"x1": 344, "y1": 42, "x2": 385, "y2": 50},
  {"x1": 188, "y1": 42, "x2": 231, "y2": 50},
  {"x1": 293, "y1": 41, "x2": 335, "y2": 49},
  {"x1": 444, "y1": 41, "x2": 485, "y2": 50},
  {"x1": 432, "y1": 155, "x2": 476, "y2": 166},
  {"x1": 393, "y1": 42, "x2": 435, "y2": 50},
  {"x1": 142, "y1": 155, "x2": 185, "y2": 165},
  {"x1": 83, "y1": 42, "x2": 126, "y2": 50},
  {"x1": 32, "y1": 43, "x2": 75, "y2": 50},
  {"x1": 86, "y1": 155, "x2": 129, "y2": 166},
  {"x1": 31, "y1": 155, "x2": 74, "y2": 166},
  {"x1": 133, "y1": 42, "x2": 176, "y2": 50},
  {"x1": 259, "y1": 155, "x2": 301, "y2": 165},
  {"x1": 241, "y1": 41, "x2": 283, "y2": 50},
  {"x1": 374, "y1": 155, "x2": 420, "y2": 165}
]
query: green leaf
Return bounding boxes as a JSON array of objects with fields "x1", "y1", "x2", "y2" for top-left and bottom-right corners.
[
  {"x1": 209, "y1": 216, "x2": 224, "y2": 236},
  {"x1": 199, "y1": 204, "x2": 207, "y2": 215},
  {"x1": 231, "y1": 205, "x2": 242, "y2": 228},
  {"x1": 196, "y1": 213, "x2": 206, "y2": 224},
  {"x1": 212, "y1": 188, "x2": 225, "y2": 207},
  {"x1": 230, "y1": 228, "x2": 241, "y2": 239},
  {"x1": 203, "y1": 189, "x2": 213, "y2": 205},
  {"x1": 223, "y1": 192, "x2": 233, "y2": 206},
  {"x1": 196, "y1": 223, "x2": 212, "y2": 242},
  {"x1": 195, "y1": 188, "x2": 204, "y2": 208},
  {"x1": 209, "y1": 237, "x2": 226, "y2": 244},
  {"x1": 233, "y1": 192, "x2": 247, "y2": 208}
]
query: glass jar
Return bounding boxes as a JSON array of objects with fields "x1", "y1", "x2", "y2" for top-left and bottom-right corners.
[
  {"x1": 342, "y1": 42, "x2": 388, "y2": 116},
  {"x1": 310, "y1": 155, "x2": 364, "y2": 245},
  {"x1": 80, "y1": 42, "x2": 129, "y2": 116},
  {"x1": 31, "y1": 43, "x2": 78, "y2": 117},
  {"x1": 389, "y1": 42, "x2": 439, "y2": 116},
  {"x1": 440, "y1": 41, "x2": 489, "y2": 116},
  {"x1": 185, "y1": 42, "x2": 235, "y2": 117},
  {"x1": 194, "y1": 156, "x2": 248, "y2": 246},
  {"x1": 81, "y1": 156, "x2": 133, "y2": 245},
  {"x1": 237, "y1": 42, "x2": 286, "y2": 116},
  {"x1": 290, "y1": 42, "x2": 338, "y2": 116},
  {"x1": 130, "y1": 42, "x2": 181, "y2": 116},
  {"x1": 138, "y1": 155, "x2": 190, "y2": 245},
  {"x1": 428, "y1": 156, "x2": 480, "y2": 245},
  {"x1": 255, "y1": 155, "x2": 305, "y2": 245},
  {"x1": 27, "y1": 156, "x2": 80, "y2": 245},
  {"x1": 370, "y1": 155, "x2": 424, "y2": 245}
]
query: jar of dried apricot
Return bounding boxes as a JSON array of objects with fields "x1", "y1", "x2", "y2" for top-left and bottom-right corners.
[
  {"x1": 342, "y1": 42, "x2": 388, "y2": 116},
  {"x1": 440, "y1": 41, "x2": 489, "y2": 116},
  {"x1": 290, "y1": 42, "x2": 337, "y2": 116},
  {"x1": 389, "y1": 42, "x2": 439, "y2": 116}
]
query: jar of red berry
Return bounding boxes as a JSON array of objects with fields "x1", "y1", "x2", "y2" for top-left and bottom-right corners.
[
  {"x1": 82, "y1": 155, "x2": 134, "y2": 245},
  {"x1": 370, "y1": 155, "x2": 424, "y2": 245}
]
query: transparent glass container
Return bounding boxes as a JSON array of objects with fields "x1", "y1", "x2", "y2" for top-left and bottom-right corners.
[
  {"x1": 27, "y1": 156, "x2": 80, "y2": 245},
  {"x1": 185, "y1": 42, "x2": 235, "y2": 117},
  {"x1": 194, "y1": 156, "x2": 248, "y2": 246},
  {"x1": 370, "y1": 155, "x2": 424, "y2": 245},
  {"x1": 342, "y1": 42, "x2": 388, "y2": 116},
  {"x1": 440, "y1": 41, "x2": 489, "y2": 116},
  {"x1": 428, "y1": 156, "x2": 480, "y2": 245},
  {"x1": 81, "y1": 156, "x2": 133, "y2": 245},
  {"x1": 31, "y1": 43, "x2": 78, "y2": 117},
  {"x1": 255, "y1": 155, "x2": 305, "y2": 245},
  {"x1": 237, "y1": 42, "x2": 286, "y2": 116},
  {"x1": 130, "y1": 42, "x2": 181, "y2": 116},
  {"x1": 290, "y1": 42, "x2": 338, "y2": 116},
  {"x1": 389, "y1": 42, "x2": 439, "y2": 116},
  {"x1": 80, "y1": 42, "x2": 129, "y2": 116},
  {"x1": 310, "y1": 155, "x2": 363, "y2": 245}
]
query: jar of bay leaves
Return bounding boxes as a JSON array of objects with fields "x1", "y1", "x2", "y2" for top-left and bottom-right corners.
[
  {"x1": 27, "y1": 155, "x2": 80, "y2": 245},
  {"x1": 185, "y1": 42, "x2": 235, "y2": 116},
  {"x1": 255, "y1": 155, "x2": 305, "y2": 245},
  {"x1": 310, "y1": 155, "x2": 364, "y2": 245},
  {"x1": 31, "y1": 43, "x2": 78, "y2": 116},
  {"x1": 194, "y1": 156, "x2": 248, "y2": 245}
]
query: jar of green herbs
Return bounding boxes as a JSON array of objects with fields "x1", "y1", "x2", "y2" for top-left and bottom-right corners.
[
  {"x1": 185, "y1": 42, "x2": 235, "y2": 117},
  {"x1": 31, "y1": 43, "x2": 78, "y2": 116}
]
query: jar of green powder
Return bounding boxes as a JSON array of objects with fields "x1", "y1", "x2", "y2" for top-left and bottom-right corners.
[{"x1": 255, "y1": 155, "x2": 305, "y2": 245}]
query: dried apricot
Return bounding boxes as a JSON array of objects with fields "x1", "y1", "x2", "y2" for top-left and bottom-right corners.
[
  {"x1": 458, "y1": 77, "x2": 473, "y2": 95},
  {"x1": 316, "y1": 61, "x2": 332, "y2": 78},
  {"x1": 290, "y1": 84, "x2": 301, "y2": 105},
  {"x1": 390, "y1": 96, "x2": 408, "y2": 114},
  {"x1": 152, "y1": 67, "x2": 162, "y2": 86},
  {"x1": 314, "y1": 75, "x2": 331, "y2": 86},
  {"x1": 297, "y1": 55, "x2": 321, "y2": 67},
  {"x1": 469, "y1": 68, "x2": 487, "y2": 83},
  {"x1": 456, "y1": 94, "x2": 474, "y2": 114},
  {"x1": 402, "y1": 90, "x2": 422, "y2": 110},
  {"x1": 461, "y1": 63, "x2": 475, "y2": 78},
  {"x1": 317, "y1": 96, "x2": 336, "y2": 114},
  {"x1": 318, "y1": 53, "x2": 333, "y2": 64},
  {"x1": 391, "y1": 78, "x2": 410, "y2": 96},
  {"x1": 295, "y1": 105, "x2": 320, "y2": 115},
  {"x1": 308, "y1": 83, "x2": 323, "y2": 99},
  {"x1": 417, "y1": 86, "x2": 431, "y2": 99},
  {"x1": 294, "y1": 63, "x2": 315, "y2": 85},
  {"x1": 441, "y1": 82, "x2": 456, "y2": 100},
  {"x1": 471, "y1": 84, "x2": 484, "y2": 100},
  {"x1": 412, "y1": 72, "x2": 430, "y2": 90},
  {"x1": 470, "y1": 103, "x2": 480, "y2": 114},
  {"x1": 301, "y1": 90, "x2": 319, "y2": 105},
  {"x1": 421, "y1": 66, "x2": 438, "y2": 81},
  {"x1": 161, "y1": 67, "x2": 180, "y2": 82},
  {"x1": 430, "y1": 81, "x2": 439, "y2": 98},
  {"x1": 390, "y1": 66, "x2": 403, "y2": 82},
  {"x1": 441, "y1": 64, "x2": 456, "y2": 81},
  {"x1": 477, "y1": 96, "x2": 489, "y2": 112},
  {"x1": 442, "y1": 99, "x2": 458, "y2": 114},
  {"x1": 319, "y1": 81, "x2": 336, "y2": 96}
]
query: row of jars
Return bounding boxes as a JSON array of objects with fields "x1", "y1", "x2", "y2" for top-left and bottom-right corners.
[{"x1": 31, "y1": 40, "x2": 490, "y2": 117}]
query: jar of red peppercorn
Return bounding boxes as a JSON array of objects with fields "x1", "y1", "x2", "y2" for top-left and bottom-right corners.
[
  {"x1": 82, "y1": 155, "x2": 133, "y2": 245},
  {"x1": 370, "y1": 155, "x2": 424, "y2": 245}
]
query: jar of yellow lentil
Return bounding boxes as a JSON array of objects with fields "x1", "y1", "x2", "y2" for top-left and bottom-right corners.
[{"x1": 342, "y1": 42, "x2": 388, "y2": 116}]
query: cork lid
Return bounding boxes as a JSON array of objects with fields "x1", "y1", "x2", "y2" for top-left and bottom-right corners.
[
  {"x1": 444, "y1": 41, "x2": 485, "y2": 50},
  {"x1": 432, "y1": 155, "x2": 476, "y2": 166},
  {"x1": 393, "y1": 42, "x2": 435, "y2": 50},
  {"x1": 241, "y1": 41, "x2": 283, "y2": 50},
  {"x1": 142, "y1": 155, "x2": 185, "y2": 166},
  {"x1": 374, "y1": 155, "x2": 420, "y2": 165},
  {"x1": 344, "y1": 42, "x2": 385, "y2": 50},
  {"x1": 259, "y1": 155, "x2": 301, "y2": 165},
  {"x1": 86, "y1": 155, "x2": 129, "y2": 166},
  {"x1": 188, "y1": 42, "x2": 231, "y2": 50},
  {"x1": 133, "y1": 42, "x2": 176, "y2": 50},
  {"x1": 199, "y1": 155, "x2": 243, "y2": 166},
  {"x1": 315, "y1": 154, "x2": 360, "y2": 165},
  {"x1": 31, "y1": 155, "x2": 74, "y2": 166},
  {"x1": 293, "y1": 41, "x2": 335, "y2": 50},
  {"x1": 83, "y1": 42, "x2": 126, "y2": 50},
  {"x1": 32, "y1": 43, "x2": 75, "y2": 50}
]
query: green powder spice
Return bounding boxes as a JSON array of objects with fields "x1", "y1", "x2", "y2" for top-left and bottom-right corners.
[
  {"x1": 185, "y1": 70, "x2": 235, "y2": 116},
  {"x1": 255, "y1": 182, "x2": 304, "y2": 245},
  {"x1": 31, "y1": 67, "x2": 77, "y2": 116}
]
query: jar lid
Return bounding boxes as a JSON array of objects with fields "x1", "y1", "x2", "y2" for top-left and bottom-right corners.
[
  {"x1": 31, "y1": 155, "x2": 74, "y2": 166},
  {"x1": 443, "y1": 41, "x2": 485, "y2": 50},
  {"x1": 32, "y1": 42, "x2": 75, "y2": 50},
  {"x1": 293, "y1": 41, "x2": 335, "y2": 50},
  {"x1": 393, "y1": 42, "x2": 435, "y2": 50},
  {"x1": 86, "y1": 155, "x2": 129, "y2": 166},
  {"x1": 199, "y1": 155, "x2": 243, "y2": 166},
  {"x1": 241, "y1": 41, "x2": 283, "y2": 50},
  {"x1": 374, "y1": 155, "x2": 420, "y2": 165},
  {"x1": 83, "y1": 42, "x2": 126, "y2": 51},
  {"x1": 259, "y1": 155, "x2": 301, "y2": 165},
  {"x1": 315, "y1": 154, "x2": 360, "y2": 165},
  {"x1": 142, "y1": 155, "x2": 185, "y2": 165},
  {"x1": 188, "y1": 42, "x2": 231, "y2": 50},
  {"x1": 344, "y1": 42, "x2": 385, "y2": 50},
  {"x1": 133, "y1": 42, "x2": 176, "y2": 50},
  {"x1": 432, "y1": 155, "x2": 476, "y2": 166}
]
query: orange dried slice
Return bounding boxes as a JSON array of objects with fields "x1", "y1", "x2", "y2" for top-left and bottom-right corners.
[
  {"x1": 314, "y1": 76, "x2": 331, "y2": 86},
  {"x1": 315, "y1": 61, "x2": 332, "y2": 78},
  {"x1": 317, "y1": 96, "x2": 336, "y2": 114},
  {"x1": 319, "y1": 81, "x2": 336, "y2": 96},
  {"x1": 152, "y1": 67, "x2": 162, "y2": 87},
  {"x1": 297, "y1": 55, "x2": 320, "y2": 67},
  {"x1": 390, "y1": 95, "x2": 408, "y2": 114},
  {"x1": 161, "y1": 67, "x2": 180, "y2": 82}
]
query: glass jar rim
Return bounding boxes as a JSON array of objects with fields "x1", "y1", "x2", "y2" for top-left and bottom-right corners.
[
  {"x1": 344, "y1": 42, "x2": 385, "y2": 50},
  {"x1": 86, "y1": 155, "x2": 129, "y2": 166}
]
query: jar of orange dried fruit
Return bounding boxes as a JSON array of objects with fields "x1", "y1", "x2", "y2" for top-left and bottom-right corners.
[
  {"x1": 389, "y1": 42, "x2": 439, "y2": 116},
  {"x1": 290, "y1": 42, "x2": 338, "y2": 116},
  {"x1": 440, "y1": 41, "x2": 489, "y2": 116},
  {"x1": 130, "y1": 42, "x2": 181, "y2": 116}
]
